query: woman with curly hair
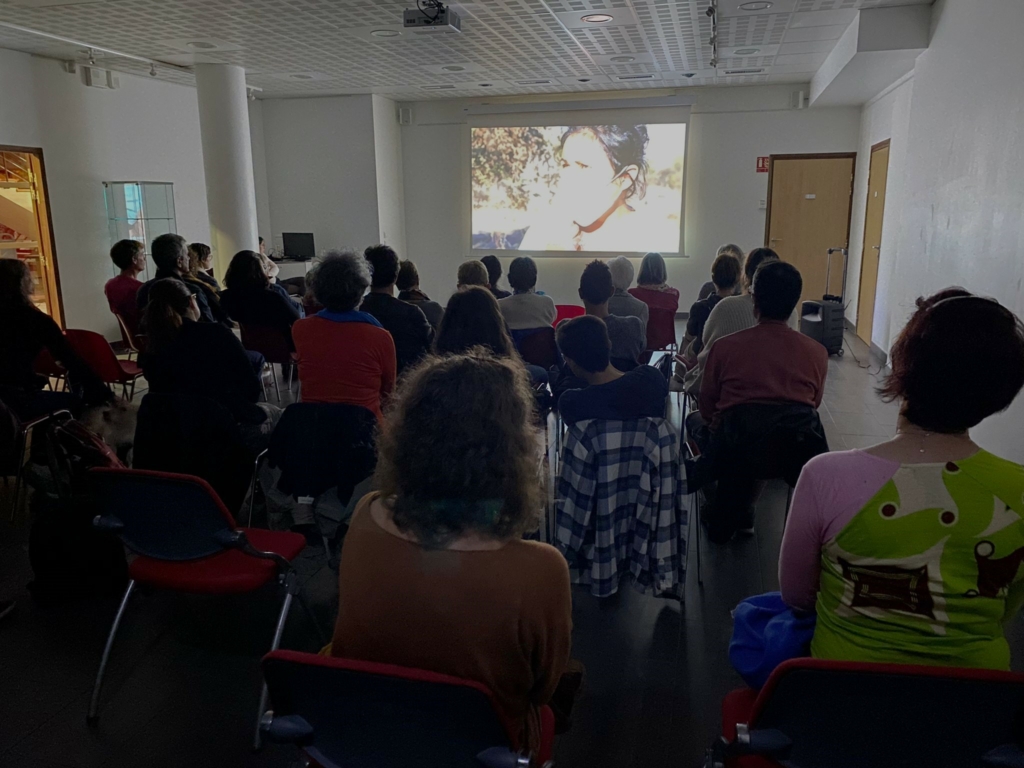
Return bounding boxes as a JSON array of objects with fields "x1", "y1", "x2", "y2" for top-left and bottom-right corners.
[{"x1": 331, "y1": 350, "x2": 572, "y2": 752}]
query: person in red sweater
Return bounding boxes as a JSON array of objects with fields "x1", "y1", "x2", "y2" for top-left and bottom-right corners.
[
  {"x1": 104, "y1": 239, "x2": 146, "y2": 336},
  {"x1": 292, "y1": 250, "x2": 396, "y2": 421}
]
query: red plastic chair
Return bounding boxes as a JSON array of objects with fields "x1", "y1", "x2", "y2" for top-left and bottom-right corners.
[
  {"x1": 516, "y1": 326, "x2": 561, "y2": 370},
  {"x1": 645, "y1": 306, "x2": 678, "y2": 354},
  {"x1": 260, "y1": 650, "x2": 555, "y2": 767},
  {"x1": 33, "y1": 347, "x2": 67, "y2": 391},
  {"x1": 65, "y1": 328, "x2": 143, "y2": 400},
  {"x1": 114, "y1": 313, "x2": 143, "y2": 360},
  {"x1": 553, "y1": 304, "x2": 585, "y2": 327},
  {"x1": 86, "y1": 468, "x2": 312, "y2": 749},
  {"x1": 239, "y1": 323, "x2": 297, "y2": 402},
  {"x1": 711, "y1": 658, "x2": 1024, "y2": 768}
]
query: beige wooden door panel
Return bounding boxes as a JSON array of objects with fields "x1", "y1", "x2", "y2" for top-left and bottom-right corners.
[{"x1": 856, "y1": 142, "x2": 890, "y2": 345}]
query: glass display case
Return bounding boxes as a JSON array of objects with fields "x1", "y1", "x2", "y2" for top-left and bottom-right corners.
[{"x1": 103, "y1": 181, "x2": 177, "y2": 282}]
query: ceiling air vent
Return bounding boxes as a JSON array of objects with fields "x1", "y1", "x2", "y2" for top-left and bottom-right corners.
[
  {"x1": 614, "y1": 73, "x2": 656, "y2": 81},
  {"x1": 514, "y1": 79, "x2": 554, "y2": 85},
  {"x1": 722, "y1": 68, "x2": 765, "y2": 75}
]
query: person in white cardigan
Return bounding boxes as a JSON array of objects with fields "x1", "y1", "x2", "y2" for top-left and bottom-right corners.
[{"x1": 499, "y1": 256, "x2": 557, "y2": 330}]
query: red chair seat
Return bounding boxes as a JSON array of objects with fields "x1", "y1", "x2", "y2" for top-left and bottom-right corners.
[
  {"x1": 721, "y1": 687, "x2": 783, "y2": 768},
  {"x1": 128, "y1": 528, "x2": 305, "y2": 594},
  {"x1": 118, "y1": 360, "x2": 142, "y2": 379}
]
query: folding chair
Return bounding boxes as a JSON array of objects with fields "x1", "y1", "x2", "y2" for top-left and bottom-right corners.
[
  {"x1": 708, "y1": 658, "x2": 1024, "y2": 768},
  {"x1": 260, "y1": 649, "x2": 555, "y2": 768},
  {"x1": 86, "y1": 468, "x2": 314, "y2": 751},
  {"x1": 65, "y1": 329, "x2": 143, "y2": 400},
  {"x1": 239, "y1": 323, "x2": 297, "y2": 402},
  {"x1": 33, "y1": 348, "x2": 67, "y2": 392},
  {"x1": 5, "y1": 409, "x2": 71, "y2": 522},
  {"x1": 643, "y1": 306, "x2": 678, "y2": 363}
]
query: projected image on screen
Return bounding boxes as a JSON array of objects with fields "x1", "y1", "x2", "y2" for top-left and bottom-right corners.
[{"x1": 472, "y1": 123, "x2": 685, "y2": 253}]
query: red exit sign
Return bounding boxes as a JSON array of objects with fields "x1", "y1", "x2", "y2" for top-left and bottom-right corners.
[{"x1": 756, "y1": 156, "x2": 770, "y2": 173}]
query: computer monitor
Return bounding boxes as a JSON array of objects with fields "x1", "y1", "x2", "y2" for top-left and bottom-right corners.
[{"x1": 282, "y1": 232, "x2": 315, "y2": 261}]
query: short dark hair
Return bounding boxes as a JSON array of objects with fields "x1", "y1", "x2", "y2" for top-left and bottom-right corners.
[
  {"x1": 578, "y1": 260, "x2": 614, "y2": 305},
  {"x1": 110, "y1": 239, "x2": 143, "y2": 271},
  {"x1": 258, "y1": 236, "x2": 264, "y2": 245},
  {"x1": 752, "y1": 260, "x2": 802, "y2": 321},
  {"x1": 508, "y1": 256, "x2": 538, "y2": 292},
  {"x1": 637, "y1": 252, "x2": 667, "y2": 286},
  {"x1": 364, "y1": 244, "x2": 400, "y2": 288},
  {"x1": 151, "y1": 233, "x2": 187, "y2": 272},
  {"x1": 310, "y1": 250, "x2": 371, "y2": 312},
  {"x1": 711, "y1": 253, "x2": 741, "y2": 292},
  {"x1": 396, "y1": 260, "x2": 419, "y2": 292},
  {"x1": 224, "y1": 250, "x2": 269, "y2": 291},
  {"x1": 560, "y1": 125, "x2": 649, "y2": 202},
  {"x1": 744, "y1": 247, "x2": 779, "y2": 286},
  {"x1": 879, "y1": 289, "x2": 1024, "y2": 433},
  {"x1": 480, "y1": 255, "x2": 503, "y2": 287},
  {"x1": 556, "y1": 315, "x2": 611, "y2": 373},
  {"x1": 435, "y1": 286, "x2": 514, "y2": 358},
  {"x1": 0, "y1": 258, "x2": 32, "y2": 306}
]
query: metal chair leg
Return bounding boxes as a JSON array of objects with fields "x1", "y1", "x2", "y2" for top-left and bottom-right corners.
[
  {"x1": 254, "y1": 579, "x2": 296, "y2": 751},
  {"x1": 9, "y1": 427, "x2": 31, "y2": 522},
  {"x1": 259, "y1": 369, "x2": 268, "y2": 402},
  {"x1": 88, "y1": 579, "x2": 136, "y2": 725},
  {"x1": 693, "y1": 492, "x2": 703, "y2": 587},
  {"x1": 271, "y1": 365, "x2": 281, "y2": 403},
  {"x1": 297, "y1": 592, "x2": 328, "y2": 646},
  {"x1": 247, "y1": 450, "x2": 269, "y2": 528},
  {"x1": 287, "y1": 363, "x2": 294, "y2": 394}
]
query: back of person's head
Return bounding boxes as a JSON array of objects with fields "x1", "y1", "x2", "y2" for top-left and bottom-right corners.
[
  {"x1": 711, "y1": 253, "x2": 741, "y2": 293},
  {"x1": 0, "y1": 258, "x2": 32, "y2": 307},
  {"x1": 717, "y1": 243, "x2": 744, "y2": 260},
  {"x1": 480, "y1": 255, "x2": 503, "y2": 288},
  {"x1": 310, "y1": 250, "x2": 371, "y2": 312},
  {"x1": 743, "y1": 247, "x2": 779, "y2": 287},
  {"x1": 375, "y1": 350, "x2": 540, "y2": 547},
  {"x1": 364, "y1": 244, "x2": 400, "y2": 289},
  {"x1": 187, "y1": 242, "x2": 211, "y2": 276},
  {"x1": 578, "y1": 260, "x2": 615, "y2": 306},
  {"x1": 396, "y1": 260, "x2": 419, "y2": 292},
  {"x1": 224, "y1": 250, "x2": 269, "y2": 292},
  {"x1": 152, "y1": 233, "x2": 187, "y2": 273},
  {"x1": 637, "y1": 252, "x2": 667, "y2": 286},
  {"x1": 110, "y1": 239, "x2": 143, "y2": 271},
  {"x1": 880, "y1": 289, "x2": 1024, "y2": 433},
  {"x1": 607, "y1": 255, "x2": 635, "y2": 292},
  {"x1": 142, "y1": 278, "x2": 193, "y2": 353},
  {"x1": 556, "y1": 315, "x2": 611, "y2": 374},
  {"x1": 435, "y1": 286, "x2": 514, "y2": 357},
  {"x1": 457, "y1": 259, "x2": 489, "y2": 288},
  {"x1": 751, "y1": 260, "x2": 802, "y2": 321},
  {"x1": 507, "y1": 256, "x2": 538, "y2": 292}
]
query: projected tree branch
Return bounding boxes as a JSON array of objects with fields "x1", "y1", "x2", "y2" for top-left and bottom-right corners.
[{"x1": 471, "y1": 127, "x2": 558, "y2": 211}]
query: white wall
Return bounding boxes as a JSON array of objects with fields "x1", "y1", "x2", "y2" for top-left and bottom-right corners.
[
  {"x1": 248, "y1": 98, "x2": 273, "y2": 244},
  {"x1": 0, "y1": 50, "x2": 210, "y2": 340},
  {"x1": 401, "y1": 87, "x2": 860, "y2": 308},
  {"x1": 845, "y1": 74, "x2": 914, "y2": 351},
  {"x1": 371, "y1": 95, "x2": 407, "y2": 256}
]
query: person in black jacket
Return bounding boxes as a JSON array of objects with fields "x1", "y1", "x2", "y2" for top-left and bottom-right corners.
[
  {"x1": 360, "y1": 245, "x2": 433, "y2": 374},
  {"x1": 139, "y1": 278, "x2": 280, "y2": 451},
  {"x1": 136, "y1": 234, "x2": 217, "y2": 324},
  {"x1": 220, "y1": 250, "x2": 302, "y2": 348}
]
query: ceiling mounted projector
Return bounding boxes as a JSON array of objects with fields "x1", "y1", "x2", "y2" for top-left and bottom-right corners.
[{"x1": 404, "y1": 3, "x2": 462, "y2": 33}]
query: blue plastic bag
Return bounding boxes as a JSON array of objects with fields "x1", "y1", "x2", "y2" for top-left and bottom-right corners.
[{"x1": 729, "y1": 592, "x2": 816, "y2": 689}]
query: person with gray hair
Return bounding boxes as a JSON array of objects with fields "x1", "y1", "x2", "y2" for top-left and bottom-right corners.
[
  {"x1": 699, "y1": 243, "x2": 745, "y2": 300},
  {"x1": 606, "y1": 255, "x2": 649, "y2": 331}
]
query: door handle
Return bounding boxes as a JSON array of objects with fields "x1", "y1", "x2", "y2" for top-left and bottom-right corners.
[
  {"x1": 770, "y1": 238, "x2": 782, "y2": 244},
  {"x1": 872, "y1": 245, "x2": 881, "y2": 250}
]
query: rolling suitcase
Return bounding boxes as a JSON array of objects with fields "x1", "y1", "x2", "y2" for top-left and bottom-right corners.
[{"x1": 799, "y1": 247, "x2": 847, "y2": 356}]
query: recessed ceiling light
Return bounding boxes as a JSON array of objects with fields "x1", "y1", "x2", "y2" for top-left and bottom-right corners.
[
  {"x1": 289, "y1": 74, "x2": 314, "y2": 80},
  {"x1": 581, "y1": 13, "x2": 613, "y2": 23},
  {"x1": 733, "y1": 47, "x2": 761, "y2": 55},
  {"x1": 739, "y1": 1, "x2": 773, "y2": 10},
  {"x1": 515, "y1": 78, "x2": 553, "y2": 85},
  {"x1": 479, "y1": 83, "x2": 494, "y2": 87},
  {"x1": 577, "y1": 77, "x2": 592, "y2": 82},
  {"x1": 370, "y1": 29, "x2": 400, "y2": 38},
  {"x1": 186, "y1": 41, "x2": 218, "y2": 50},
  {"x1": 610, "y1": 55, "x2": 636, "y2": 63},
  {"x1": 441, "y1": 65, "x2": 466, "y2": 72}
]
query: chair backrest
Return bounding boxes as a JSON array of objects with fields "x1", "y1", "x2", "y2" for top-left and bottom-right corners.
[
  {"x1": 261, "y1": 650, "x2": 517, "y2": 768},
  {"x1": 65, "y1": 329, "x2": 123, "y2": 382},
  {"x1": 554, "y1": 304, "x2": 585, "y2": 326},
  {"x1": 33, "y1": 347, "x2": 66, "y2": 378},
  {"x1": 114, "y1": 314, "x2": 141, "y2": 354},
  {"x1": 645, "y1": 306, "x2": 677, "y2": 351},
  {"x1": 515, "y1": 326, "x2": 560, "y2": 370},
  {"x1": 239, "y1": 323, "x2": 293, "y2": 364},
  {"x1": 90, "y1": 467, "x2": 236, "y2": 561},
  {"x1": 745, "y1": 658, "x2": 1024, "y2": 768}
]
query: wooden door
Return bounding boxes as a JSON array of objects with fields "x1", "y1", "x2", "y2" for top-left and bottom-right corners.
[
  {"x1": 855, "y1": 141, "x2": 890, "y2": 345},
  {"x1": 765, "y1": 154, "x2": 856, "y2": 307}
]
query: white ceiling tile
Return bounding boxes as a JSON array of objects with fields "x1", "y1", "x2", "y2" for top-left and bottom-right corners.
[
  {"x1": 773, "y1": 52, "x2": 827, "y2": 67},
  {"x1": 777, "y1": 39, "x2": 835, "y2": 54},
  {"x1": 788, "y1": 9, "x2": 857, "y2": 28},
  {"x1": 719, "y1": 0, "x2": 800, "y2": 16},
  {"x1": 782, "y1": 23, "x2": 849, "y2": 42}
]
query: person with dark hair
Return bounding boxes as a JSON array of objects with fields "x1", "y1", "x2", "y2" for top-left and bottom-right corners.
[
  {"x1": 0, "y1": 259, "x2": 111, "y2": 419},
  {"x1": 331, "y1": 350, "x2": 573, "y2": 753},
  {"x1": 294, "y1": 250, "x2": 396, "y2": 421},
  {"x1": 457, "y1": 260, "x2": 490, "y2": 290},
  {"x1": 780, "y1": 289, "x2": 1024, "y2": 670},
  {"x1": 104, "y1": 239, "x2": 147, "y2": 336},
  {"x1": 140, "y1": 278, "x2": 280, "y2": 451},
  {"x1": 435, "y1": 286, "x2": 515, "y2": 358},
  {"x1": 577, "y1": 260, "x2": 645, "y2": 366},
  {"x1": 360, "y1": 244, "x2": 433, "y2": 374},
  {"x1": 499, "y1": 256, "x2": 556, "y2": 330},
  {"x1": 606, "y1": 255, "x2": 648, "y2": 330},
  {"x1": 698, "y1": 244, "x2": 745, "y2": 301},
  {"x1": 480, "y1": 255, "x2": 510, "y2": 299},
  {"x1": 681, "y1": 252, "x2": 742, "y2": 362},
  {"x1": 187, "y1": 242, "x2": 220, "y2": 292},
  {"x1": 136, "y1": 233, "x2": 216, "y2": 324},
  {"x1": 555, "y1": 315, "x2": 667, "y2": 425},
  {"x1": 629, "y1": 252, "x2": 680, "y2": 316},
  {"x1": 220, "y1": 250, "x2": 302, "y2": 346},
  {"x1": 396, "y1": 259, "x2": 443, "y2": 330}
]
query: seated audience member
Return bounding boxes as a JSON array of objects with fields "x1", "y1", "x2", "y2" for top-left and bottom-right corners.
[
  {"x1": 258, "y1": 238, "x2": 305, "y2": 304},
  {"x1": 331, "y1": 350, "x2": 572, "y2": 753},
  {"x1": 220, "y1": 250, "x2": 302, "y2": 345},
  {"x1": 679, "y1": 247, "x2": 779, "y2": 395},
  {"x1": 187, "y1": 242, "x2": 220, "y2": 292},
  {"x1": 293, "y1": 251, "x2": 396, "y2": 421},
  {"x1": 628, "y1": 251, "x2": 680, "y2": 314},
  {"x1": 698, "y1": 243, "x2": 744, "y2": 301},
  {"x1": 688, "y1": 260, "x2": 828, "y2": 541},
  {"x1": 396, "y1": 259, "x2": 443, "y2": 331},
  {"x1": 780, "y1": 289, "x2": 1024, "y2": 670},
  {"x1": 139, "y1": 279, "x2": 280, "y2": 451},
  {"x1": 0, "y1": 259, "x2": 111, "y2": 419},
  {"x1": 682, "y1": 251, "x2": 741, "y2": 360},
  {"x1": 481, "y1": 254, "x2": 511, "y2": 299},
  {"x1": 361, "y1": 244, "x2": 433, "y2": 374},
  {"x1": 606, "y1": 255, "x2": 649, "y2": 330},
  {"x1": 578, "y1": 260, "x2": 645, "y2": 366},
  {"x1": 499, "y1": 256, "x2": 557, "y2": 330},
  {"x1": 136, "y1": 234, "x2": 216, "y2": 324},
  {"x1": 555, "y1": 315, "x2": 667, "y2": 424},
  {"x1": 104, "y1": 239, "x2": 146, "y2": 336},
  {"x1": 180, "y1": 248, "x2": 231, "y2": 328},
  {"x1": 457, "y1": 259, "x2": 490, "y2": 290}
]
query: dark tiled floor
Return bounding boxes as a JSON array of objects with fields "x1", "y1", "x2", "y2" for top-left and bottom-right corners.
[{"x1": 4, "y1": 330, "x2": 1022, "y2": 767}]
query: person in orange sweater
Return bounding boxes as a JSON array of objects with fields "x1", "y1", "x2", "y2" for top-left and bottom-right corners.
[{"x1": 292, "y1": 250, "x2": 396, "y2": 421}]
